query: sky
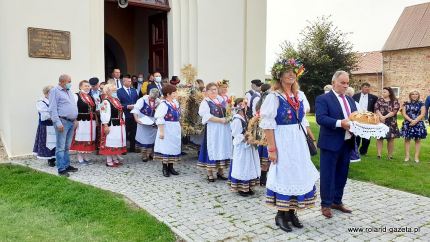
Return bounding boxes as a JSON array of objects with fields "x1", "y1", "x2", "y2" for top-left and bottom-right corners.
[{"x1": 265, "y1": 0, "x2": 430, "y2": 73}]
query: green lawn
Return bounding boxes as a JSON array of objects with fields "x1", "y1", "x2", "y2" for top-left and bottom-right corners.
[
  {"x1": 0, "y1": 164, "x2": 175, "y2": 242},
  {"x1": 307, "y1": 115, "x2": 430, "y2": 197}
]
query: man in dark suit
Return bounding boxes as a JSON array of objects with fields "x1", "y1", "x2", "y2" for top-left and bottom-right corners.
[
  {"x1": 352, "y1": 82, "x2": 378, "y2": 155},
  {"x1": 146, "y1": 71, "x2": 163, "y2": 96},
  {"x1": 117, "y1": 74, "x2": 139, "y2": 152},
  {"x1": 316, "y1": 70, "x2": 358, "y2": 219}
]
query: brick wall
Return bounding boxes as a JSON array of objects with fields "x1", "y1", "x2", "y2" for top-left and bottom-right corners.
[
  {"x1": 350, "y1": 73, "x2": 382, "y2": 96},
  {"x1": 382, "y1": 47, "x2": 430, "y2": 104}
]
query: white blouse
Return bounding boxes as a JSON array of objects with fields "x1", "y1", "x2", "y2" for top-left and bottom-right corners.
[
  {"x1": 36, "y1": 97, "x2": 51, "y2": 121},
  {"x1": 198, "y1": 96, "x2": 225, "y2": 124},
  {"x1": 131, "y1": 95, "x2": 160, "y2": 115},
  {"x1": 154, "y1": 100, "x2": 180, "y2": 125},
  {"x1": 231, "y1": 114, "x2": 246, "y2": 146}
]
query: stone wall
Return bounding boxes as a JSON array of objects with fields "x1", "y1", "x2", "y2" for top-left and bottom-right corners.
[{"x1": 382, "y1": 47, "x2": 430, "y2": 103}]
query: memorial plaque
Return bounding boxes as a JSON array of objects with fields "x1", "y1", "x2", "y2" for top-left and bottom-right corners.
[{"x1": 28, "y1": 27, "x2": 71, "y2": 59}]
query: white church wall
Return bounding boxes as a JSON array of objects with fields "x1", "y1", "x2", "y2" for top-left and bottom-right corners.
[
  {"x1": 0, "y1": 0, "x2": 104, "y2": 156},
  {"x1": 167, "y1": 0, "x2": 266, "y2": 96}
]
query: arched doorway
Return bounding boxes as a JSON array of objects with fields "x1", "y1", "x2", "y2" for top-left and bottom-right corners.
[{"x1": 104, "y1": 33, "x2": 127, "y2": 79}]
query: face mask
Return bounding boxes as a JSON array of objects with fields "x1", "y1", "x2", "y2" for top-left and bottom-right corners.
[
  {"x1": 111, "y1": 92, "x2": 118, "y2": 98},
  {"x1": 155, "y1": 76, "x2": 162, "y2": 83},
  {"x1": 65, "y1": 83, "x2": 72, "y2": 90},
  {"x1": 138, "y1": 78, "x2": 144, "y2": 83}
]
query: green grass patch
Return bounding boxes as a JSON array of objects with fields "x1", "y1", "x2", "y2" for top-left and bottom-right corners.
[
  {"x1": 0, "y1": 164, "x2": 175, "y2": 242},
  {"x1": 307, "y1": 115, "x2": 430, "y2": 197}
]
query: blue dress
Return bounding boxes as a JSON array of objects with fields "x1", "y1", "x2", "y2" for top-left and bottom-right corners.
[
  {"x1": 401, "y1": 101, "x2": 427, "y2": 139},
  {"x1": 197, "y1": 97, "x2": 232, "y2": 170},
  {"x1": 33, "y1": 99, "x2": 56, "y2": 159}
]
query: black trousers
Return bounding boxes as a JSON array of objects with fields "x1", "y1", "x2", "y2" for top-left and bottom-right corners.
[
  {"x1": 125, "y1": 117, "x2": 137, "y2": 151},
  {"x1": 355, "y1": 136, "x2": 371, "y2": 155}
]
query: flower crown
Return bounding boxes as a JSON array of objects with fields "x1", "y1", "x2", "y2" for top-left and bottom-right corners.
[
  {"x1": 271, "y1": 58, "x2": 305, "y2": 80},
  {"x1": 217, "y1": 79, "x2": 230, "y2": 88}
]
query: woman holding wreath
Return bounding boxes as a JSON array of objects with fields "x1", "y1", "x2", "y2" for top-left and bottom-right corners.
[{"x1": 259, "y1": 59, "x2": 319, "y2": 232}]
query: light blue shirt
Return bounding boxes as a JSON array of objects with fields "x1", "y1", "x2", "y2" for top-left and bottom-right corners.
[{"x1": 48, "y1": 85, "x2": 78, "y2": 127}]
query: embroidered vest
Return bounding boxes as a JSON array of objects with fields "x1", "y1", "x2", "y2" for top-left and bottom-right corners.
[
  {"x1": 206, "y1": 99, "x2": 227, "y2": 118},
  {"x1": 275, "y1": 95, "x2": 304, "y2": 125},
  {"x1": 163, "y1": 101, "x2": 180, "y2": 122}
]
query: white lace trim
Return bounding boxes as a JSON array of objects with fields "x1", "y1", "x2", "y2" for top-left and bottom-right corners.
[
  {"x1": 349, "y1": 121, "x2": 389, "y2": 139},
  {"x1": 267, "y1": 180, "x2": 317, "y2": 196}
]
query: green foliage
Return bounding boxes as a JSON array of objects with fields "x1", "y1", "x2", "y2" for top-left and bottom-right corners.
[{"x1": 274, "y1": 16, "x2": 359, "y2": 110}]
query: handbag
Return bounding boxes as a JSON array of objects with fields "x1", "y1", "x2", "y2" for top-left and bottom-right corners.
[{"x1": 295, "y1": 111, "x2": 318, "y2": 156}]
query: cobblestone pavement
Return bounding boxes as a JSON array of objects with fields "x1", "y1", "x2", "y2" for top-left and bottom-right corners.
[{"x1": 10, "y1": 148, "x2": 430, "y2": 241}]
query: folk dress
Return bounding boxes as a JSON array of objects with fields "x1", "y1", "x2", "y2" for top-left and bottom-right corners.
[
  {"x1": 153, "y1": 100, "x2": 182, "y2": 164},
  {"x1": 228, "y1": 114, "x2": 261, "y2": 192},
  {"x1": 197, "y1": 96, "x2": 232, "y2": 170},
  {"x1": 259, "y1": 91, "x2": 319, "y2": 210},
  {"x1": 33, "y1": 97, "x2": 56, "y2": 159},
  {"x1": 70, "y1": 92, "x2": 97, "y2": 152},
  {"x1": 99, "y1": 96, "x2": 127, "y2": 155}
]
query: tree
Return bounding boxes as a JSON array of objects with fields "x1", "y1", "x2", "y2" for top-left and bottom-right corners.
[{"x1": 274, "y1": 16, "x2": 358, "y2": 111}]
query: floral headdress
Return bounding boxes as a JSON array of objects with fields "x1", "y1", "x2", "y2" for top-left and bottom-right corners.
[
  {"x1": 271, "y1": 58, "x2": 305, "y2": 81},
  {"x1": 216, "y1": 79, "x2": 230, "y2": 88}
]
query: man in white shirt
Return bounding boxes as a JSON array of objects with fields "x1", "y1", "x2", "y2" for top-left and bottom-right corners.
[
  {"x1": 352, "y1": 82, "x2": 378, "y2": 155},
  {"x1": 112, "y1": 68, "x2": 123, "y2": 89}
]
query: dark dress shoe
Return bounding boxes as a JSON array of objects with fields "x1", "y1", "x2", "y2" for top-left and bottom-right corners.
[
  {"x1": 66, "y1": 166, "x2": 78, "y2": 172},
  {"x1": 148, "y1": 155, "x2": 154, "y2": 161},
  {"x1": 58, "y1": 170, "x2": 70, "y2": 177},
  {"x1": 168, "y1": 163, "x2": 179, "y2": 175},
  {"x1": 48, "y1": 158, "x2": 56, "y2": 167},
  {"x1": 162, "y1": 164, "x2": 170, "y2": 177},
  {"x1": 217, "y1": 173, "x2": 228, "y2": 180},
  {"x1": 331, "y1": 204, "x2": 352, "y2": 213},
  {"x1": 321, "y1": 207, "x2": 333, "y2": 218},
  {"x1": 275, "y1": 211, "x2": 292, "y2": 232},
  {"x1": 247, "y1": 189, "x2": 255, "y2": 196},
  {"x1": 288, "y1": 210, "x2": 303, "y2": 228},
  {"x1": 142, "y1": 158, "x2": 148, "y2": 162},
  {"x1": 238, "y1": 191, "x2": 249, "y2": 197}
]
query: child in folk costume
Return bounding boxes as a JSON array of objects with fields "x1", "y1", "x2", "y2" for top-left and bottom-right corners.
[
  {"x1": 131, "y1": 88, "x2": 160, "y2": 162},
  {"x1": 70, "y1": 80, "x2": 97, "y2": 165},
  {"x1": 99, "y1": 84, "x2": 127, "y2": 167},
  {"x1": 198, "y1": 82, "x2": 232, "y2": 182},
  {"x1": 260, "y1": 59, "x2": 319, "y2": 232},
  {"x1": 33, "y1": 85, "x2": 56, "y2": 167},
  {"x1": 228, "y1": 98, "x2": 261, "y2": 196},
  {"x1": 154, "y1": 84, "x2": 182, "y2": 177},
  {"x1": 253, "y1": 83, "x2": 272, "y2": 186}
]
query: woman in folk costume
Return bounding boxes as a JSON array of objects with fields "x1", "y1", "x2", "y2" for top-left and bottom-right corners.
[
  {"x1": 70, "y1": 80, "x2": 97, "y2": 165},
  {"x1": 99, "y1": 84, "x2": 127, "y2": 167},
  {"x1": 154, "y1": 84, "x2": 182, "y2": 177},
  {"x1": 228, "y1": 98, "x2": 260, "y2": 196},
  {"x1": 218, "y1": 79, "x2": 232, "y2": 103},
  {"x1": 33, "y1": 85, "x2": 56, "y2": 167},
  {"x1": 131, "y1": 88, "x2": 160, "y2": 162},
  {"x1": 198, "y1": 82, "x2": 232, "y2": 182},
  {"x1": 260, "y1": 59, "x2": 319, "y2": 232}
]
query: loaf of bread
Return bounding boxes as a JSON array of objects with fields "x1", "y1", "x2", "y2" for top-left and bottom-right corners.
[{"x1": 349, "y1": 111, "x2": 380, "y2": 125}]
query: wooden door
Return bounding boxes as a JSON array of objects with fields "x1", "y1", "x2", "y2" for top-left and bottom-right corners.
[{"x1": 148, "y1": 13, "x2": 168, "y2": 78}]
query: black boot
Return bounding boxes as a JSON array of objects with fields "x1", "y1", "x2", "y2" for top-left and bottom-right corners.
[
  {"x1": 288, "y1": 209, "x2": 303, "y2": 228},
  {"x1": 48, "y1": 158, "x2": 56, "y2": 167},
  {"x1": 162, "y1": 164, "x2": 170, "y2": 177},
  {"x1": 168, "y1": 163, "x2": 179, "y2": 175},
  {"x1": 275, "y1": 211, "x2": 292, "y2": 232},
  {"x1": 260, "y1": 171, "x2": 267, "y2": 186}
]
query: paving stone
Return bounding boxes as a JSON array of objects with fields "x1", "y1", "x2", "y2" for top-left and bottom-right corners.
[{"x1": 10, "y1": 148, "x2": 430, "y2": 242}]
